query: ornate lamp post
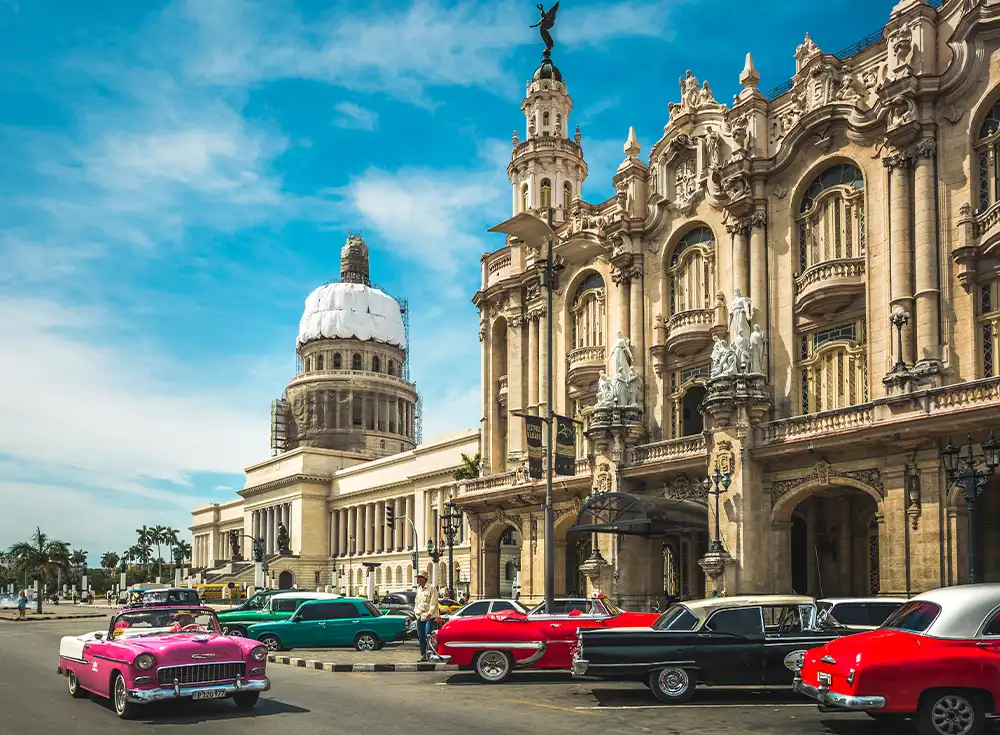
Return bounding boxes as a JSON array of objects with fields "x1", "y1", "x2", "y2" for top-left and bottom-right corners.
[
  {"x1": 441, "y1": 502, "x2": 463, "y2": 596},
  {"x1": 346, "y1": 535, "x2": 356, "y2": 596},
  {"x1": 426, "y1": 537, "x2": 441, "y2": 589},
  {"x1": 704, "y1": 468, "x2": 732, "y2": 554},
  {"x1": 941, "y1": 434, "x2": 1000, "y2": 583},
  {"x1": 889, "y1": 307, "x2": 910, "y2": 373}
]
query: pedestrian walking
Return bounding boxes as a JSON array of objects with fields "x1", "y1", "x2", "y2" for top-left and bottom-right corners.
[
  {"x1": 17, "y1": 590, "x2": 27, "y2": 620},
  {"x1": 412, "y1": 571, "x2": 440, "y2": 662}
]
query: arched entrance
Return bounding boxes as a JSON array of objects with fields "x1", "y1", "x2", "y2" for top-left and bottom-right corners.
[
  {"x1": 564, "y1": 530, "x2": 592, "y2": 596},
  {"x1": 681, "y1": 385, "x2": 706, "y2": 436},
  {"x1": 774, "y1": 482, "x2": 881, "y2": 598},
  {"x1": 948, "y1": 476, "x2": 1000, "y2": 583},
  {"x1": 277, "y1": 570, "x2": 294, "y2": 590},
  {"x1": 481, "y1": 521, "x2": 522, "y2": 598}
]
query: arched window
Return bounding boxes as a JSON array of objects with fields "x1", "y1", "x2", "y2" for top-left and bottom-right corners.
[
  {"x1": 665, "y1": 364, "x2": 710, "y2": 438},
  {"x1": 542, "y1": 110, "x2": 550, "y2": 134},
  {"x1": 372, "y1": 355, "x2": 381, "y2": 373},
  {"x1": 796, "y1": 163, "x2": 865, "y2": 272},
  {"x1": 304, "y1": 357, "x2": 312, "y2": 372},
  {"x1": 540, "y1": 179, "x2": 552, "y2": 209},
  {"x1": 352, "y1": 353, "x2": 362, "y2": 371},
  {"x1": 504, "y1": 561, "x2": 515, "y2": 581},
  {"x1": 333, "y1": 353, "x2": 342, "y2": 369},
  {"x1": 799, "y1": 320, "x2": 868, "y2": 414},
  {"x1": 316, "y1": 354, "x2": 324, "y2": 371},
  {"x1": 977, "y1": 101, "x2": 1000, "y2": 211},
  {"x1": 978, "y1": 280, "x2": 1000, "y2": 378},
  {"x1": 563, "y1": 181, "x2": 572, "y2": 210},
  {"x1": 380, "y1": 439, "x2": 386, "y2": 449},
  {"x1": 570, "y1": 272, "x2": 606, "y2": 351},
  {"x1": 520, "y1": 183, "x2": 529, "y2": 212},
  {"x1": 667, "y1": 226, "x2": 715, "y2": 316}
]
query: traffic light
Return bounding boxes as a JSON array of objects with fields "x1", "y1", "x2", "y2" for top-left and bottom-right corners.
[
  {"x1": 411, "y1": 552, "x2": 418, "y2": 570},
  {"x1": 385, "y1": 506, "x2": 395, "y2": 528}
]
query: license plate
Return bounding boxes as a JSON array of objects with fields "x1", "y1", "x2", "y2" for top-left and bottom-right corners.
[
  {"x1": 818, "y1": 672, "x2": 832, "y2": 685},
  {"x1": 193, "y1": 689, "x2": 227, "y2": 700}
]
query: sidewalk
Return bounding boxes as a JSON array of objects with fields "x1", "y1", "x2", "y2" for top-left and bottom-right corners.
[
  {"x1": 266, "y1": 640, "x2": 458, "y2": 673},
  {"x1": 0, "y1": 608, "x2": 110, "y2": 623}
]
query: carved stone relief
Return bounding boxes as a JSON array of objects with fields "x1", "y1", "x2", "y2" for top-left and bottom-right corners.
[{"x1": 769, "y1": 466, "x2": 884, "y2": 510}]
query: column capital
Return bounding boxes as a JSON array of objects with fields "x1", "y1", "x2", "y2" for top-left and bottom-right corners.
[
  {"x1": 725, "y1": 211, "x2": 766, "y2": 236},
  {"x1": 882, "y1": 147, "x2": 913, "y2": 170},
  {"x1": 611, "y1": 263, "x2": 643, "y2": 285}
]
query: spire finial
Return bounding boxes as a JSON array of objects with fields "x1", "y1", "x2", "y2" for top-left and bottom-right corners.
[
  {"x1": 624, "y1": 126, "x2": 641, "y2": 157},
  {"x1": 740, "y1": 52, "x2": 760, "y2": 89}
]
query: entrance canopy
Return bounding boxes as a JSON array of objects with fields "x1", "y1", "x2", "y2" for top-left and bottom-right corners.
[{"x1": 571, "y1": 492, "x2": 708, "y2": 537}]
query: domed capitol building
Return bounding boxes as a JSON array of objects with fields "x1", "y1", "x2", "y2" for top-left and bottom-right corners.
[{"x1": 195, "y1": 0, "x2": 1000, "y2": 604}]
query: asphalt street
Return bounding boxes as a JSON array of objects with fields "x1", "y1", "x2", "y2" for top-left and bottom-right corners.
[{"x1": 2, "y1": 614, "x2": 991, "y2": 734}]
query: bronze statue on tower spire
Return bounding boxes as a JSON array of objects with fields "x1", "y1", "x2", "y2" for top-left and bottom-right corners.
[{"x1": 531, "y1": 3, "x2": 559, "y2": 57}]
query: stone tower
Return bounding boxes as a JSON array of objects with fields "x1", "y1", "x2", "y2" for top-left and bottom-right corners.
[
  {"x1": 283, "y1": 234, "x2": 419, "y2": 459},
  {"x1": 508, "y1": 48, "x2": 588, "y2": 221}
]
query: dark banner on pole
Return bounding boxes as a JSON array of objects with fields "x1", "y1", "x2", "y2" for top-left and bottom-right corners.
[
  {"x1": 555, "y1": 416, "x2": 576, "y2": 476},
  {"x1": 524, "y1": 415, "x2": 544, "y2": 480}
]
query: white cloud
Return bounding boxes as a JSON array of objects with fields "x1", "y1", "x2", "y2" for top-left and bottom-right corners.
[
  {"x1": 333, "y1": 102, "x2": 379, "y2": 131},
  {"x1": 420, "y1": 386, "x2": 481, "y2": 445}
]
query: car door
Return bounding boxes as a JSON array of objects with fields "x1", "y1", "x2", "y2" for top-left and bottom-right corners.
[
  {"x1": 761, "y1": 604, "x2": 825, "y2": 684},
  {"x1": 696, "y1": 606, "x2": 765, "y2": 685},
  {"x1": 286, "y1": 602, "x2": 338, "y2": 647},
  {"x1": 322, "y1": 601, "x2": 366, "y2": 647}
]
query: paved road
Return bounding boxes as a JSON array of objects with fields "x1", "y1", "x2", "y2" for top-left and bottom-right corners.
[{"x1": 2, "y1": 615, "x2": 987, "y2": 734}]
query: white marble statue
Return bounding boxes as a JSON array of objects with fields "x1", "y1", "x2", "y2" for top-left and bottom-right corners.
[
  {"x1": 749, "y1": 325, "x2": 767, "y2": 375},
  {"x1": 706, "y1": 126, "x2": 722, "y2": 169},
  {"x1": 710, "y1": 335, "x2": 736, "y2": 378},
  {"x1": 596, "y1": 372, "x2": 615, "y2": 408},
  {"x1": 728, "y1": 288, "x2": 753, "y2": 345},
  {"x1": 610, "y1": 331, "x2": 634, "y2": 376},
  {"x1": 625, "y1": 366, "x2": 642, "y2": 406},
  {"x1": 733, "y1": 331, "x2": 750, "y2": 373}
]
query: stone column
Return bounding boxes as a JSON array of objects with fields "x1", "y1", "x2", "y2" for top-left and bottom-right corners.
[
  {"x1": 376, "y1": 502, "x2": 385, "y2": 552},
  {"x1": 272, "y1": 507, "x2": 280, "y2": 552},
  {"x1": 330, "y1": 510, "x2": 338, "y2": 558},
  {"x1": 628, "y1": 260, "x2": 645, "y2": 393},
  {"x1": 395, "y1": 498, "x2": 404, "y2": 550},
  {"x1": 912, "y1": 139, "x2": 940, "y2": 370},
  {"x1": 528, "y1": 314, "x2": 539, "y2": 415},
  {"x1": 348, "y1": 507, "x2": 357, "y2": 555},
  {"x1": 615, "y1": 272, "x2": 630, "y2": 339},
  {"x1": 749, "y1": 212, "x2": 767, "y2": 330},
  {"x1": 357, "y1": 505, "x2": 366, "y2": 555},
  {"x1": 406, "y1": 495, "x2": 415, "y2": 548},
  {"x1": 339, "y1": 510, "x2": 348, "y2": 555},
  {"x1": 879, "y1": 465, "x2": 909, "y2": 596},
  {"x1": 770, "y1": 521, "x2": 793, "y2": 594},
  {"x1": 805, "y1": 508, "x2": 818, "y2": 597},
  {"x1": 727, "y1": 221, "x2": 750, "y2": 298},
  {"x1": 348, "y1": 389, "x2": 354, "y2": 431},
  {"x1": 538, "y1": 311, "x2": 548, "y2": 417},
  {"x1": 886, "y1": 151, "x2": 915, "y2": 365},
  {"x1": 838, "y1": 498, "x2": 853, "y2": 596},
  {"x1": 507, "y1": 317, "x2": 524, "y2": 457}
]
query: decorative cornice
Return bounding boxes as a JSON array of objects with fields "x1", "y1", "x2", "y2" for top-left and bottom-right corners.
[{"x1": 240, "y1": 474, "x2": 331, "y2": 498}]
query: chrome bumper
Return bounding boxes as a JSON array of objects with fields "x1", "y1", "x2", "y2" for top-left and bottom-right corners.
[
  {"x1": 793, "y1": 673, "x2": 885, "y2": 710},
  {"x1": 127, "y1": 676, "x2": 270, "y2": 704},
  {"x1": 571, "y1": 659, "x2": 589, "y2": 676}
]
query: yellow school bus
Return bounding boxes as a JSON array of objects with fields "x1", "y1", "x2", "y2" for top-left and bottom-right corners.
[{"x1": 195, "y1": 583, "x2": 247, "y2": 601}]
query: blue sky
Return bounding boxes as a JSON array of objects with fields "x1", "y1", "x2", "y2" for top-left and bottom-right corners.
[{"x1": 0, "y1": 0, "x2": 904, "y2": 557}]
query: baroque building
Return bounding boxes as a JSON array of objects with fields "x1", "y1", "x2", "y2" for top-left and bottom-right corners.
[
  {"x1": 457, "y1": 0, "x2": 1000, "y2": 607},
  {"x1": 190, "y1": 236, "x2": 474, "y2": 595}
]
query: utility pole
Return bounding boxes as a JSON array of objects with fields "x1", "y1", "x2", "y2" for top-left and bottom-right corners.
[{"x1": 543, "y1": 205, "x2": 555, "y2": 616}]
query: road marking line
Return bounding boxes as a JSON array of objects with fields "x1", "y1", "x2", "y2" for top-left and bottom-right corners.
[
  {"x1": 574, "y1": 704, "x2": 817, "y2": 710},
  {"x1": 506, "y1": 698, "x2": 600, "y2": 716}
]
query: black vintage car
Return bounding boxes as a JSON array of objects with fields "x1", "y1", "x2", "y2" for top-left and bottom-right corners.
[{"x1": 571, "y1": 594, "x2": 848, "y2": 703}]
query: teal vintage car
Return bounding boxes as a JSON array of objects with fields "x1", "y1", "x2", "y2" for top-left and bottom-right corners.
[
  {"x1": 248, "y1": 598, "x2": 408, "y2": 652},
  {"x1": 218, "y1": 591, "x2": 340, "y2": 636}
]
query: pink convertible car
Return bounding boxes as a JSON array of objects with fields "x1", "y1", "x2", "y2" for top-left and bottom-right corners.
[{"x1": 57, "y1": 605, "x2": 270, "y2": 719}]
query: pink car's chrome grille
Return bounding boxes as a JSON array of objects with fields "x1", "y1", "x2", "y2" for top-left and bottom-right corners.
[{"x1": 156, "y1": 662, "x2": 245, "y2": 686}]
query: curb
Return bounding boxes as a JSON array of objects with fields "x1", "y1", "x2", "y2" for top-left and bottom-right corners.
[
  {"x1": 0, "y1": 613, "x2": 109, "y2": 623},
  {"x1": 267, "y1": 653, "x2": 457, "y2": 672}
]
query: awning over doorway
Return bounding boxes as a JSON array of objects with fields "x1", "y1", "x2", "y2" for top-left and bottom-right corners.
[{"x1": 570, "y1": 492, "x2": 708, "y2": 537}]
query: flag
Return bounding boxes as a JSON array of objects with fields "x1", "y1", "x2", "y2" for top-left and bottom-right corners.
[
  {"x1": 555, "y1": 415, "x2": 576, "y2": 476},
  {"x1": 524, "y1": 415, "x2": 543, "y2": 480}
]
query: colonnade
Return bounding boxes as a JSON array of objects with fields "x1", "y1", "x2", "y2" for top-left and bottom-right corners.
[
  {"x1": 304, "y1": 389, "x2": 414, "y2": 438},
  {"x1": 331, "y1": 496, "x2": 416, "y2": 556},
  {"x1": 250, "y1": 503, "x2": 292, "y2": 556}
]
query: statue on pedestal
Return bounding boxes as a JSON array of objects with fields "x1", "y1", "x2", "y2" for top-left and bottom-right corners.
[
  {"x1": 276, "y1": 523, "x2": 291, "y2": 555},
  {"x1": 749, "y1": 325, "x2": 767, "y2": 375}
]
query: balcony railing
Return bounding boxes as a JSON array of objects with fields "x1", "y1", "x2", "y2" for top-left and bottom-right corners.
[
  {"x1": 761, "y1": 405, "x2": 875, "y2": 444},
  {"x1": 794, "y1": 258, "x2": 866, "y2": 294},
  {"x1": 625, "y1": 435, "x2": 707, "y2": 466},
  {"x1": 290, "y1": 369, "x2": 413, "y2": 387}
]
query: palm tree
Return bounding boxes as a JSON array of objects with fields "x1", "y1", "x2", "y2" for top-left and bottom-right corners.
[
  {"x1": 7, "y1": 527, "x2": 71, "y2": 613},
  {"x1": 173, "y1": 539, "x2": 192, "y2": 566},
  {"x1": 135, "y1": 526, "x2": 153, "y2": 572},
  {"x1": 163, "y1": 527, "x2": 180, "y2": 569},
  {"x1": 150, "y1": 525, "x2": 169, "y2": 579},
  {"x1": 100, "y1": 551, "x2": 119, "y2": 573},
  {"x1": 453, "y1": 452, "x2": 482, "y2": 481}
]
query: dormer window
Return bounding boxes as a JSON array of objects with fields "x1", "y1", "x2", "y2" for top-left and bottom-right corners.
[
  {"x1": 521, "y1": 184, "x2": 529, "y2": 212},
  {"x1": 540, "y1": 179, "x2": 552, "y2": 209},
  {"x1": 542, "y1": 111, "x2": 550, "y2": 135},
  {"x1": 315, "y1": 354, "x2": 324, "y2": 371},
  {"x1": 563, "y1": 182, "x2": 572, "y2": 210},
  {"x1": 352, "y1": 353, "x2": 362, "y2": 371}
]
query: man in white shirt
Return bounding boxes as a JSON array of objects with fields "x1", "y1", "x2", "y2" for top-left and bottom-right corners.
[{"x1": 413, "y1": 572, "x2": 440, "y2": 661}]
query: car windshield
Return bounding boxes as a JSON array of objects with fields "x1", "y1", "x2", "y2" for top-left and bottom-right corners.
[
  {"x1": 111, "y1": 608, "x2": 220, "y2": 637},
  {"x1": 880, "y1": 601, "x2": 941, "y2": 633},
  {"x1": 243, "y1": 594, "x2": 270, "y2": 610},
  {"x1": 654, "y1": 605, "x2": 698, "y2": 631},
  {"x1": 363, "y1": 602, "x2": 382, "y2": 617}
]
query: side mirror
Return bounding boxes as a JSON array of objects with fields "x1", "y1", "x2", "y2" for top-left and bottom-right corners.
[{"x1": 94, "y1": 633, "x2": 104, "y2": 640}]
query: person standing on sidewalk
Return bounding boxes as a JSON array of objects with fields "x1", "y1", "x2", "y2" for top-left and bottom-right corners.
[
  {"x1": 413, "y1": 572, "x2": 439, "y2": 662},
  {"x1": 17, "y1": 590, "x2": 27, "y2": 620}
]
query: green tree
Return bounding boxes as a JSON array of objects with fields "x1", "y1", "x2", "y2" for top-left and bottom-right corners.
[
  {"x1": 100, "y1": 551, "x2": 120, "y2": 573},
  {"x1": 7, "y1": 527, "x2": 71, "y2": 613},
  {"x1": 162, "y1": 527, "x2": 180, "y2": 570},
  {"x1": 135, "y1": 526, "x2": 153, "y2": 572},
  {"x1": 173, "y1": 539, "x2": 192, "y2": 566},
  {"x1": 453, "y1": 452, "x2": 482, "y2": 481},
  {"x1": 150, "y1": 525, "x2": 169, "y2": 578}
]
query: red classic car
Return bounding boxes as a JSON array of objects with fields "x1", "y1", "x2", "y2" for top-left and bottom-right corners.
[
  {"x1": 795, "y1": 583, "x2": 1000, "y2": 735},
  {"x1": 434, "y1": 595, "x2": 659, "y2": 683},
  {"x1": 57, "y1": 605, "x2": 270, "y2": 719}
]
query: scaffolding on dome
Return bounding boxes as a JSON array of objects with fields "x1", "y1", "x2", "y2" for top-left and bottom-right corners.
[{"x1": 270, "y1": 394, "x2": 289, "y2": 456}]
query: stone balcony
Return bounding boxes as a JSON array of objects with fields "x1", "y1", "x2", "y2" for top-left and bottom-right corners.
[
  {"x1": 664, "y1": 308, "x2": 714, "y2": 356},
  {"x1": 497, "y1": 374, "x2": 508, "y2": 408},
  {"x1": 484, "y1": 249, "x2": 513, "y2": 289},
  {"x1": 566, "y1": 345, "x2": 606, "y2": 396},
  {"x1": 794, "y1": 258, "x2": 866, "y2": 318}
]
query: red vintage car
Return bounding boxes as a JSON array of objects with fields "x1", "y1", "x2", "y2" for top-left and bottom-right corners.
[
  {"x1": 434, "y1": 595, "x2": 659, "y2": 683},
  {"x1": 794, "y1": 583, "x2": 1000, "y2": 735}
]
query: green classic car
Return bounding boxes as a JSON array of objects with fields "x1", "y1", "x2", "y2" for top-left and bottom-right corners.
[
  {"x1": 248, "y1": 598, "x2": 408, "y2": 652},
  {"x1": 218, "y1": 591, "x2": 340, "y2": 636}
]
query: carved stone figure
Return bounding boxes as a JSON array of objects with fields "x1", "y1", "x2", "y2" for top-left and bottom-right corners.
[
  {"x1": 710, "y1": 335, "x2": 737, "y2": 378},
  {"x1": 675, "y1": 157, "x2": 698, "y2": 201},
  {"x1": 699, "y1": 81, "x2": 715, "y2": 107},
  {"x1": 749, "y1": 325, "x2": 767, "y2": 375},
  {"x1": 530, "y1": 3, "x2": 560, "y2": 55},
  {"x1": 276, "y1": 523, "x2": 290, "y2": 554},
  {"x1": 728, "y1": 288, "x2": 753, "y2": 345},
  {"x1": 595, "y1": 372, "x2": 615, "y2": 408},
  {"x1": 682, "y1": 70, "x2": 700, "y2": 108},
  {"x1": 229, "y1": 531, "x2": 243, "y2": 562},
  {"x1": 706, "y1": 126, "x2": 722, "y2": 169},
  {"x1": 610, "y1": 331, "x2": 634, "y2": 378},
  {"x1": 733, "y1": 331, "x2": 750, "y2": 373}
]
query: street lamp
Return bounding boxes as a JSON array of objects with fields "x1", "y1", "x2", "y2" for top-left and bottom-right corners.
[
  {"x1": 441, "y1": 502, "x2": 463, "y2": 596},
  {"x1": 889, "y1": 307, "x2": 910, "y2": 373},
  {"x1": 488, "y1": 209, "x2": 564, "y2": 615},
  {"x1": 704, "y1": 469, "x2": 731, "y2": 555},
  {"x1": 941, "y1": 434, "x2": 1000, "y2": 583},
  {"x1": 346, "y1": 535, "x2": 356, "y2": 596}
]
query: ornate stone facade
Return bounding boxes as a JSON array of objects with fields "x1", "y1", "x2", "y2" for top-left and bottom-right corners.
[{"x1": 459, "y1": 1, "x2": 1000, "y2": 607}]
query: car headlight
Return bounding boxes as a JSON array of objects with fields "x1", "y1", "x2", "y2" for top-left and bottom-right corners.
[
  {"x1": 134, "y1": 653, "x2": 155, "y2": 670},
  {"x1": 251, "y1": 646, "x2": 268, "y2": 662}
]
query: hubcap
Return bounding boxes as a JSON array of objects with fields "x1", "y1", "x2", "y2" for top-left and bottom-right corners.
[
  {"x1": 478, "y1": 652, "x2": 508, "y2": 681},
  {"x1": 930, "y1": 695, "x2": 975, "y2": 735},
  {"x1": 263, "y1": 637, "x2": 279, "y2": 651},
  {"x1": 358, "y1": 636, "x2": 375, "y2": 651},
  {"x1": 68, "y1": 673, "x2": 76, "y2": 693},
  {"x1": 657, "y1": 668, "x2": 690, "y2": 697},
  {"x1": 114, "y1": 678, "x2": 126, "y2": 713},
  {"x1": 227, "y1": 628, "x2": 244, "y2": 637}
]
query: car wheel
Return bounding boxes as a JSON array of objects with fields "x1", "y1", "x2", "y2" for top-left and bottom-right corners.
[
  {"x1": 67, "y1": 670, "x2": 88, "y2": 699},
  {"x1": 355, "y1": 632, "x2": 380, "y2": 652},
  {"x1": 474, "y1": 650, "x2": 513, "y2": 684},
  {"x1": 916, "y1": 691, "x2": 985, "y2": 735},
  {"x1": 259, "y1": 635, "x2": 283, "y2": 653},
  {"x1": 648, "y1": 667, "x2": 695, "y2": 704},
  {"x1": 112, "y1": 673, "x2": 136, "y2": 720},
  {"x1": 224, "y1": 627, "x2": 246, "y2": 637},
  {"x1": 232, "y1": 692, "x2": 260, "y2": 710}
]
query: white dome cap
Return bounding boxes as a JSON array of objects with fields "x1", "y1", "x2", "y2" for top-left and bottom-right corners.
[{"x1": 297, "y1": 281, "x2": 406, "y2": 350}]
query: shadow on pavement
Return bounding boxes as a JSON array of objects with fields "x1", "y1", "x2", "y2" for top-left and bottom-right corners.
[
  {"x1": 441, "y1": 671, "x2": 577, "y2": 686},
  {"x1": 587, "y1": 686, "x2": 817, "y2": 707},
  {"x1": 87, "y1": 693, "x2": 308, "y2": 723}
]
